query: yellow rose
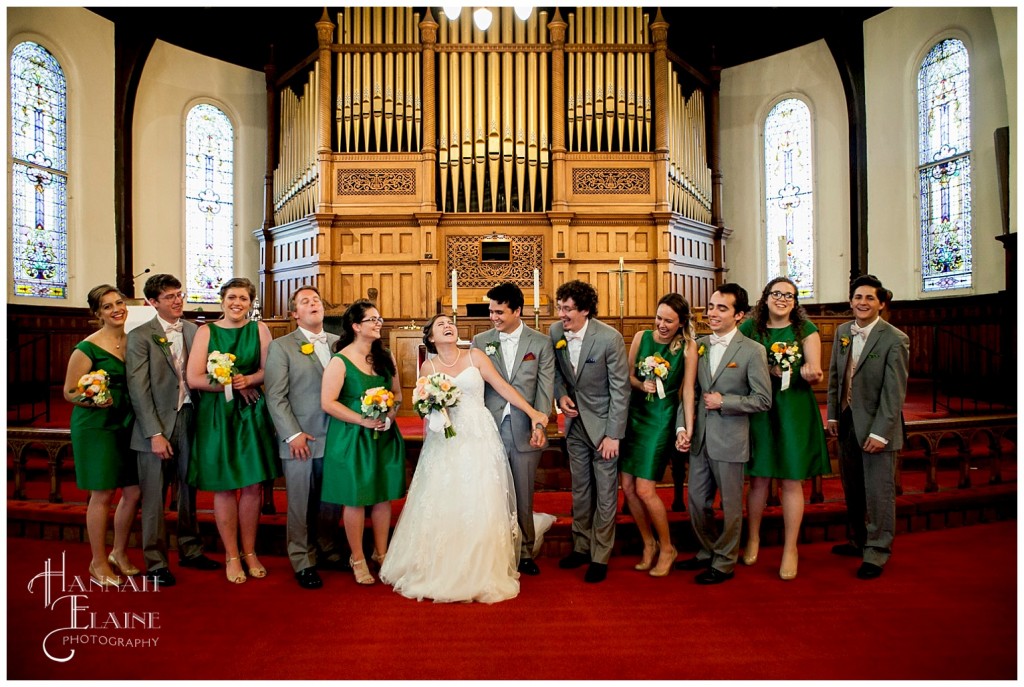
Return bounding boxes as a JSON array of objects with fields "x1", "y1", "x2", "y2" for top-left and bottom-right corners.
[
  {"x1": 698, "y1": 344, "x2": 706, "y2": 357},
  {"x1": 556, "y1": 339, "x2": 567, "y2": 349},
  {"x1": 300, "y1": 343, "x2": 314, "y2": 355}
]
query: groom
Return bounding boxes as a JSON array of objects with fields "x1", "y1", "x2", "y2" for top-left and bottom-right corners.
[{"x1": 471, "y1": 282, "x2": 555, "y2": 576}]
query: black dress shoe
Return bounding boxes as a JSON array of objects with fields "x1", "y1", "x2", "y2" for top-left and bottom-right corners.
[
  {"x1": 674, "y1": 556, "x2": 713, "y2": 571},
  {"x1": 518, "y1": 558, "x2": 540, "y2": 576},
  {"x1": 856, "y1": 562, "x2": 884, "y2": 580},
  {"x1": 584, "y1": 562, "x2": 607, "y2": 583},
  {"x1": 831, "y1": 543, "x2": 863, "y2": 557},
  {"x1": 146, "y1": 568, "x2": 177, "y2": 587},
  {"x1": 295, "y1": 568, "x2": 324, "y2": 589},
  {"x1": 179, "y1": 554, "x2": 220, "y2": 570},
  {"x1": 559, "y1": 551, "x2": 590, "y2": 569},
  {"x1": 695, "y1": 568, "x2": 734, "y2": 585}
]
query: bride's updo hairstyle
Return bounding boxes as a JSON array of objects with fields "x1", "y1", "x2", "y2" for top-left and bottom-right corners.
[
  {"x1": 339, "y1": 299, "x2": 396, "y2": 379},
  {"x1": 421, "y1": 314, "x2": 447, "y2": 354}
]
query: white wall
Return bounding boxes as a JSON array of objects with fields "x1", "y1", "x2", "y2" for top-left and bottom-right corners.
[
  {"x1": 719, "y1": 39, "x2": 851, "y2": 304},
  {"x1": 133, "y1": 40, "x2": 266, "y2": 301},
  {"x1": 7, "y1": 8, "x2": 116, "y2": 307},
  {"x1": 865, "y1": 7, "x2": 1012, "y2": 299}
]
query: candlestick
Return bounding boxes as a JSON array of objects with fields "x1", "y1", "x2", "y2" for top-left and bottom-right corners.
[
  {"x1": 619, "y1": 256, "x2": 624, "y2": 272},
  {"x1": 451, "y1": 269, "x2": 458, "y2": 314},
  {"x1": 533, "y1": 269, "x2": 541, "y2": 329}
]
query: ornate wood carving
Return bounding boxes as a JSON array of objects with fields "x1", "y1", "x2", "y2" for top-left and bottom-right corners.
[
  {"x1": 571, "y1": 167, "x2": 650, "y2": 194},
  {"x1": 445, "y1": 235, "x2": 544, "y2": 288},
  {"x1": 337, "y1": 169, "x2": 416, "y2": 195}
]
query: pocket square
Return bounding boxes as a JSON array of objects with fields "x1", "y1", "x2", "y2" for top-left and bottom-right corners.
[
  {"x1": 522, "y1": 352, "x2": 537, "y2": 361},
  {"x1": 867, "y1": 353, "x2": 879, "y2": 359},
  {"x1": 726, "y1": 362, "x2": 738, "y2": 368},
  {"x1": 586, "y1": 357, "x2": 598, "y2": 364}
]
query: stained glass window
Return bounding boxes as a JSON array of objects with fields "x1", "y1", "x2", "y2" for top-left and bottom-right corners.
[
  {"x1": 918, "y1": 39, "x2": 972, "y2": 292},
  {"x1": 185, "y1": 104, "x2": 235, "y2": 303},
  {"x1": 764, "y1": 98, "x2": 815, "y2": 297},
  {"x1": 10, "y1": 42, "x2": 68, "y2": 299}
]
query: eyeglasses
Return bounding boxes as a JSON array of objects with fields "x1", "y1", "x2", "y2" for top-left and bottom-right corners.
[
  {"x1": 360, "y1": 316, "x2": 385, "y2": 325},
  {"x1": 556, "y1": 305, "x2": 578, "y2": 314},
  {"x1": 158, "y1": 291, "x2": 185, "y2": 302},
  {"x1": 769, "y1": 291, "x2": 796, "y2": 302}
]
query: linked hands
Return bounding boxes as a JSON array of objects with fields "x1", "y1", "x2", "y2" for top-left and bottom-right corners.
[
  {"x1": 674, "y1": 429, "x2": 691, "y2": 452},
  {"x1": 529, "y1": 409, "x2": 549, "y2": 449}
]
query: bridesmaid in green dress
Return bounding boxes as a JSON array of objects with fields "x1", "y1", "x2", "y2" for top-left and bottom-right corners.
[
  {"x1": 320, "y1": 299, "x2": 405, "y2": 586},
  {"x1": 186, "y1": 278, "x2": 280, "y2": 585},
  {"x1": 738, "y1": 277, "x2": 830, "y2": 581},
  {"x1": 619, "y1": 293, "x2": 697, "y2": 577},
  {"x1": 63, "y1": 284, "x2": 141, "y2": 586}
]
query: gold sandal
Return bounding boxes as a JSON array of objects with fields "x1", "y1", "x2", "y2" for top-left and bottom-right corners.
[
  {"x1": 634, "y1": 540, "x2": 659, "y2": 571},
  {"x1": 350, "y1": 556, "x2": 375, "y2": 585},
  {"x1": 241, "y1": 552, "x2": 267, "y2": 578},
  {"x1": 107, "y1": 552, "x2": 140, "y2": 576},
  {"x1": 371, "y1": 550, "x2": 386, "y2": 567},
  {"x1": 225, "y1": 556, "x2": 247, "y2": 584}
]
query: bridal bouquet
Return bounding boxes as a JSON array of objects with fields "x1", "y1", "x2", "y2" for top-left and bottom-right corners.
[
  {"x1": 361, "y1": 386, "x2": 395, "y2": 439},
  {"x1": 412, "y1": 373, "x2": 462, "y2": 439},
  {"x1": 637, "y1": 354, "x2": 671, "y2": 401},
  {"x1": 71, "y1": 370, "x2": 111, "y2": 406},
  {"x1": 207, "y1": 350, "x2": 239, "y2": 401},
  {"x1": 768, "y1": 341, "x2": 802, "y2": 391}
]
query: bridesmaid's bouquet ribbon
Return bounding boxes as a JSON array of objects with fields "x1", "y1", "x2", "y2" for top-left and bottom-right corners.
[
  {"x1": 206, "y1": 350, "x2": 239, "y2": 402},
  {"x1": 71, "y1": 370, "x2": 111, "y2": 405},
  {"x1": 637, "y1": 354, "x2": 671, "y2": 401},
  {"x1": 360, "y1": 386, "x2": 395, "y2": 439},
  {"x1": 412, "y1": 373, "x2": 462, "y2": 439},
  {"x1": 769, "y1": 341, "x2": 802, "y2": 391}
]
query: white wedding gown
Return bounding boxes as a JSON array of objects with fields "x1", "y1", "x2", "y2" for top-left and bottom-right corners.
[{"x1": 380, "y1": 364, "x2": 521, "y2": 603}]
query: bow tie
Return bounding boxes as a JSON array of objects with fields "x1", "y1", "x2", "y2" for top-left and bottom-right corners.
[
  {"x1": 165, "y1": 321, "x2": 183, "y2": 334},
  {"x1": 498, "y1": 332, "x2": 519, "y2": 344},
  {"x1": 709, "y1": 334, "x2": 729, "y2": 347},
  {"x1": 307, "y1": 332, "x2": 328, "y2": 344},
  {"x1": 564, "y1": 330, "x2": 583, "y2": 342},
  {"x1": 850, "y1": 324, "x2": 869, "y2": 339}
]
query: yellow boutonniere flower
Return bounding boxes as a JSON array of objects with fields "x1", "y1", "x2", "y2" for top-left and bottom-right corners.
[
  {"x1": 840, "y1": 336, "x2": 851, "y2": 354},
  {"x1": 698, "y1": 344, "x2": 706, "y2": 357},
  {"x1": 152, "y1": 334, "x2": 173, "y2": 350},
  {"x1": 300, "y1": 342, "x2": 315, "y2": 356},
  {"x1": 555, "y1": 338, "x2": 567, "y2": 350}
]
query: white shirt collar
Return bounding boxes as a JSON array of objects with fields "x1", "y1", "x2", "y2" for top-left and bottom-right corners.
[
  {"x1": 298, "y1": 325, "x2": 327, "y2": 341},
  {"x1": 566, "y1": 319, "x2": 590, "y2": 340},
  {"x1": 852, "y1": 317, "x2": 881, "y2": 336},
  {"x1": 500, "y1": 321, "x2": 525, "y2": 339},
  {"x1": 157, "y1": 315, "x2": 181, "y2": 332}
]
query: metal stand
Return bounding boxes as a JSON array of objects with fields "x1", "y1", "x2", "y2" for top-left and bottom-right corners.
[{"x1": 610, "y1": 266, "x2": 635, "y2": 330}]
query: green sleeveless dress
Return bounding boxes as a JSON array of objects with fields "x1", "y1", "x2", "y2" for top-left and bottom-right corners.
[
  {"x1": 69, "y1": 341, "x2": 138, "y2": 490},
  {"x1": 620, "y1": 329, "x2": 687, "y2": 481},
  {"x1": 738, "y1": 319, "x2": 831, "y2": 479},
  {"x1": 321, "y1": 355, "x2": 407, "y2": 507},
  {"x1": 188, "y1": 321, "x2": 280, "y2": 490}
]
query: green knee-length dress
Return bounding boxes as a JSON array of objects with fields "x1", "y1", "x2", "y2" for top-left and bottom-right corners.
[
  {"x1": 188, "y1": 321, "x2": 280, "y2": 491},
  {"x1": 321, "y1": 355, "x2": 406, "y2": 507},
  {"x1": 738, "y1": 319, "x2": 831, "y2": 480},
  {"x1": 69, "y1": 341, "x2": 138, "y2": 490},
  {"x1": 620, "y1": 330, "x2": 687, "y2": 482}
]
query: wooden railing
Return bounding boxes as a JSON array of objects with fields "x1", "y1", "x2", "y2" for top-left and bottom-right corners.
[{"x1": 7, "y1": 332, "x2": 52, "y2": 425}]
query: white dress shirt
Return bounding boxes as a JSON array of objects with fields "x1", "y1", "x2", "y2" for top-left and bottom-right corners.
[
  {"x1": 565, "y1": 319, "x2": 590, "y2": 373},
  {"x1": 499, "y1": 321, "x2": 524, "y2": 420},
  {"x1": 708, "y1": 328, "x2": 737, "y2": 375}
]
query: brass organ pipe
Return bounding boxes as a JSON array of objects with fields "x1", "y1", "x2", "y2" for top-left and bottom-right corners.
[
  {"x1": 460, "y1": 14, "x2": 472, "y2": 210},
  {"x1": 394, "y1": 7, "x2": 405, "y2": 152},
  {"x1": 372, "y1": 7, "x2": 383, "y2": 151},
  {"x1": 338, "y1": 11, "x2": 347, "y2": 152},
  {"x1": 526, "y1": 12, "x2": 538, "y2": 211},
  {"x1": 594, "y1": 7, "x2": 603, "y2": 151},
  {"x1": 438, "y1": 17, "x2": 450, "y2": 210},
  {"x1": 566, "y1": 13, "x2": 575, "y2": 151},
  {"x1": 384, "y1": 7, "x2": 395, "y2": 152},
  {"x1": 501, "y1": 11, "x2": 513, "y2": 212},
  {"x1": 574, "y1": 13, "x2": 583, "y2": 151},
  {"x1": 616, "y1": 7, "x2": 626, "y2": 152},
  {"x1": 486, "y1": 12, "x2": 502, "y2": 212},
  {"x1": 351, "y1": 9, "x2": 361, "y2": 151},
  {"x1": 626, "y1": 8, "x2": 636, "y2": 151},
  {"x1": 413, "y1": 11, "x2": 421, "y2": 151},
  {"x1": 636, "y1": 9, "x2": 646, "y2": 152},
  {"x1": 361, "y1": 8, "x2": 371, "y2": 151},
  {"x1": 643, "y1": 12, "x2": 652, "y2": 152},
  {"x1": 539, "y1": 11, "x2": 549, "y2": 212},
  {"x1": 604, "y1": 8, "x2": 615, "y2": 151},
  {"x1": 473, "y1": 22, "x2": 486, "y2": 212},
  {"x1": 583, "y1": 7, "x2": 593, "y2": 151},
  {"x1": 514, "y1": 15, "x2": 526, "y2": 210},
  {"x1": 448, "y1": 12, "x2": 461, "y2": 211},
  {"x1": 405, "y1": 10, "x2": 415, "y2": 151}
]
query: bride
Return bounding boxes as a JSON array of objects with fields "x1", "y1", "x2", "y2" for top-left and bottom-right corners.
[{"x1": 380, "y1": 314, "x2": 549, "y2": 603}]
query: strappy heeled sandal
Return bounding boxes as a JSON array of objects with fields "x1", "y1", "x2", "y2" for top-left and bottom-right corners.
[
  {"x1": 241, "y1": 552, "x2": 267, "y2": 578},
  {"x1": 225, "y1": 556, "x2": 247, "y2": 584},
  {"x1": 371, "y1": 550, "x2": 386, "y2": 567},
  {"x1": 634, "y1": 540, "x2": 659, "y2": 571},
  {"x1": 350, "y1": 556, "x2": 375, "y2": 585},
  {"x1": 108, "y1": 552, "x2": 140, "y2": 576}
]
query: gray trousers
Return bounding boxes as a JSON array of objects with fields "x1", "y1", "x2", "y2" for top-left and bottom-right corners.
[
  {"x1": 565, "y1": 421, "x2": 618, "y2": 564},
  {"x1": 282, "y1": 456, "x2": 343, "y2": 572},
  {"x1": 686, "y1": 445, "x2": 745, "y2": 574},
  {"x1": 838, "y1": 409, "x2": 896, "y2": 566},
  {"x1": 500, "y1": 416, "x2": 542, "y2": 560},
  {"x1": 137, "y1": 404, "x2": 202, "y2": 571}
]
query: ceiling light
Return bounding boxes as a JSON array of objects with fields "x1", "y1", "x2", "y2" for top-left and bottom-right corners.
[
  {"x1": 443, "y1": 4, "x2": 462, "y2": 21},
  {"x1": 473, "y1": 7, "x2": 493, "y2": 31},
  {"x1": 514, "y1": 4, "x2": 532, "y2": 21}
]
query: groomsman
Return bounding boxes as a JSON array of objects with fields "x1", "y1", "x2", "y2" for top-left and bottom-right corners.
[
  {"x1": 826, "y1": 274, "x2": 909, "y2": 580},
  {"x1": 127, "y1": 274, "x2": 218, "y2": 587},
  {"x1": 550, "y1": 280, "x2": 630, "y2": 583},
  {"x1": 674, "y1": 283, "x2": 771, "y2": 584},
  {"x1": 264, "y1": 286, "x2": 345, "y2": 589},
  {"x1": 472, "y1": 282, "x2": 555, "y2": 576}
]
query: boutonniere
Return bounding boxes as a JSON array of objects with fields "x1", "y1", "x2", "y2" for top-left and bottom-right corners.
[
  {"x1": 555, "y1": 337, "x2": 567, "y2": 350},
  {"x1": 726, "y1": 362, "x2": 738, "y2": 368},
  {"x1": 299, "y1": 342, "x2": 315, "y2": 357},
  {"x1": 152, "y1": 334, "x2": 173, "y2": 351},
  {"x1": 522, "y1": 351, "x2": 536, "y2": 362},
  {"x1": 867, "y1": 353, "x2": 880, "y2": 360},
  {"x1": 698, "y1": 343, "x2": 707, "y2": 358},
  {"x1": 840, "y1": 336, "x2": 851, "y2": 354},
  {"x1": 485, "y1": 342, "x2": 500, "y2": 357}
]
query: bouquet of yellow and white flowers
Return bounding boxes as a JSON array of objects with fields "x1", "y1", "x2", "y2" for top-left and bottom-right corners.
[
  {"x1": 769, "y1": 341, "x2": 802, "y2": 391},
  {"x1": 71, "y1": 370, "x2": 111, "y2": 405},
  {"x1": 207, "y1": 350, "x2": 239, "y2": 401},
  {"x1": 361, "y1": 386, "x2": 395, "y2": 439},
  {"x1": 637, "y1": 354, "x2": 671, "y2": 401},
  {"x1": 412, "y1": 373, "x2": 462, "y2": 439}
]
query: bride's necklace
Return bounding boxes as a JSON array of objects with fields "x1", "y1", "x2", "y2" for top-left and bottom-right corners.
[{"x1": 435, "y1": 349, "x2": 461, "y2": 368}]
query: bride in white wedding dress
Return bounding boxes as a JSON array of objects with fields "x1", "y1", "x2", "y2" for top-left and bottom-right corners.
[{"x1": 380, "y1": 315, "x2": 550, "y2": 604}]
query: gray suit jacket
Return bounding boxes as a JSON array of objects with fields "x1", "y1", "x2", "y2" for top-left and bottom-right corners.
[
  {"x1": 471, "y1": 324, "x2": 556, "y2": 453},
  {"x1": 680, "y1": 330, "x2": 772, "y2": 463},
  {"x1": 264, "y1": 328, "x2": 341, "y2": 461},
  {"x1": 127, "y1": 315, "x2": 199, "y2": 451},
  {"x1": 550, "y1": 318, "x2": 630, "y2": 446},
  {"x1": 826, "y1": 318, "x2": 910, "y2": 451}
]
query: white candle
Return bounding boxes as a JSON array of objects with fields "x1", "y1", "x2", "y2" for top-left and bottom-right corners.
[
  {"x1": 619, "y1": 257, "x2": 624, "y2": 271},
  {"x1": 533, "y1": 269, "x2": 540, "y2": 312},
  {"x1": 451, "y1": 269, "x2": 458, "y2": 313}
]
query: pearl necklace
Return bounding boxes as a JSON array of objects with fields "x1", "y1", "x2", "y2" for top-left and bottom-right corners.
[{"x1": 435, "y1": 349, "x2": 461, "y2": 367}]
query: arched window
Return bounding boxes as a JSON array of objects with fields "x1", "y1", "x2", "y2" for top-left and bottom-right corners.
[
  {"x1": 10, "y1": 41, "x2": 68, "y2": 299},
  {"x1": 764, "y1": 98, "x2": 814, "y2": 297},
  {"x1": 918, "y1": 38, "x2": 972, "y2": 292},
  {"x1": 185, "y1": 103, "x2": 234, "y2": 304}
]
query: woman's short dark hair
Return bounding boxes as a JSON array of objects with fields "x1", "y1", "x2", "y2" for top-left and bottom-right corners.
[
  {"x1": 421, "y1": 313, "x2": 448, "y2": 354},
  {"x1": 751, "y1": 276, "x2": 809, "y2": 342},
  {"x1": 219, "y1": 277, "x2": 256, "y2": 301},
  {"x1": 339, "y1": 299, "x2": 396, "y2": 378},
  {"x1": 555, "y1": 280, "x2": 598, "y2": 319},
  {"x1": 86, "y1": 284, "x2": 124, "y2": 315}
]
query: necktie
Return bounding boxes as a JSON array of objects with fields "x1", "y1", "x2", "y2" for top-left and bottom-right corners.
[{"x1": 165, "y1": 321, "x2": 183, "y2": 334}]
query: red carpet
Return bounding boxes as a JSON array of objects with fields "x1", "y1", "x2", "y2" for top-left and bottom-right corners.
[{"x1": 6, "y1": 520, "x2": 1017, "y2": 680}]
